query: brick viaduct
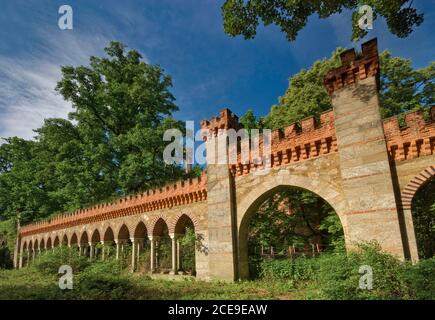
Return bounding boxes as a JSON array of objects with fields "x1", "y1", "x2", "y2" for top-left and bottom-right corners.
[{"x1": 16, "y1": 39, "x2": 435, "y2": 281}]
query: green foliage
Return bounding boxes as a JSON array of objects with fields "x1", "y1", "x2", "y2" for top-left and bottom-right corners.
[
  {"x1": 222, "y1": 0, "x2": 424, "y2": 42},
  {"x1": 248, "y1": 187, "x2": 344, "y2": 253},
  {"x1": 380, "y1": 51, "x2": 435, "y2": 118},
  {"x1": 75, "y1": 260, "x2": 133, "y2": 299},
  {"x1": 0, "y1": 41, "x2": 189, "y2": 226},
  {"x1": 411, "y1": 179, "x2": 435, "y2": 259},
  {"x1": 262, "y1": 50, "x2": 434, "y2": 130},
  {"x1": 0, "y1": 244, "x2": 433, "y2": 300},
  {"x1": 263, "y1": 48, "x2": 343, "y2": 129},
  {"x1": 179, "y1": 227, "x2": 196, "y2": 272},
  {"x1": 317, "y1": 242, "x2": 411, "y2": 300},
  {"x1": 403, "y1": 257, "x2": 435, "y2": 300},
  {"x1": 34, "y1": 246, "x2": 90, "y2": 275},
  {"x1": 252, "y1": 256, "x2": 320, "y2": 284},
  {"x1": 251, "y1": 242, "x2": 434, "y2": 300}
]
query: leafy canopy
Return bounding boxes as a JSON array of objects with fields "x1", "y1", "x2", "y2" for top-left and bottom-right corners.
[
  {"x1": 246, "y1": 49, "x2": 435, "y2": 130},
  {"x1": 0, "y1": 42, "x2": 189, "y2": 224},
  {"x1": 222, "y1": 0, "x2": 424, "y2": 42}
]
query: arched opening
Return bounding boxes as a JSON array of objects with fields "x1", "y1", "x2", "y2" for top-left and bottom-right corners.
[
  {"x1": 79, "y1": 232, "x2": 89, "y2": 257},
  {"x1": 70, "y1": 233, "x2": 78, "y2": 247},
  {"x1": 174, "y1": 214, "x2": 196, "y2": 275},
  {"x1": 103, "y1": 227, "x2": 115, "y2": 258},
  {"x1": 117, "y1": 224, "x2": 132, "y2": 268},
  {"x1": 90, "y1": 229, "x2": 101, "y2": 259},
  {"x1": 22, "y1": 241, "x2": 28, "y2": 266},
  {"x1": 53, "y1": 236, "x2": 60, "y2": 248},
  {"x1": 40, "y1": 238, "x2": 45, "y2": 251},
  {"x1": 410, "y1": 175, "x2": 435, "y2": 259},
  {"x1": 133, "y1": 221, "x2": 150, "y2": 272},
  {"x1": 61, "y1": 234, "x2": 68, "y2": 246},
  {"x1": 152, "y1": 218, "x2": 171, "y2": 272},
  {"x1": 239, "y1": 185, "x2": 344, "y2": 280},
  {"x1": 46, "y1": 237, "x2": 52, "y2": 250}
]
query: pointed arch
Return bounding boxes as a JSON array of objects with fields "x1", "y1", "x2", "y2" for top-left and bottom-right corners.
[
  {"x1": 91, "y1": 229, "x2": 101, "y2": 243},
  {"x1": 103, "y1": 226, "x2": 115, "y2": 242},
  {"x1": 401, "y1": 165, "x2": 435, "y2": 209}
]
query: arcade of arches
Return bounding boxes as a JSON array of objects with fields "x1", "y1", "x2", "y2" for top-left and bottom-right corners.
[{"x1": 17, "y1": 39, "x2": 435, "y2": 281}]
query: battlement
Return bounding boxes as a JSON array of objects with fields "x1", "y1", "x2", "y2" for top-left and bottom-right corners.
[
  {"x1": 201, "y1": 108, "x2": 242, "y2": 136},
  {"x1": 20, "y1": 172, "x2": 208, "y2": 236},
  {"x1": 384, "y1": 107, "x2": 435, "y2": 161},
  {"x1": 324, "y1": 38, "x2": 380, "y2": 95},
  {"x1": 230, "y1": 110, "x2": 337, "y2": 176}
]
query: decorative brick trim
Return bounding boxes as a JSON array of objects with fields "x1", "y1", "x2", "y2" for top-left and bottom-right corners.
[
  {"x1": 150, "y1": 214, "x2": 170, "y2": 236},
  {"x1": 384, "y1": 108, "x2": 435, "y2": 163},
  {"x1": 19, "y1": 172, "x2": 207, "y2": 237},
  {"x1": 401, "y1": 165, "x2": 435, "y2": 210},
  {"x1": 324, "y1": 38, "x2": 380, "y2": 96},
  {"x1": 168, "y1": 212, "x2": 200, "y2": 234}
]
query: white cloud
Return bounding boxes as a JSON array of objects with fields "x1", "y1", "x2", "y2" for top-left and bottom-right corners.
[{"x1": 0, "y1": 32, "x2": 111, "y2": 141}]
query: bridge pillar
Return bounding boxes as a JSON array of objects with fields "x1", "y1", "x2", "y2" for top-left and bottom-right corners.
[
  {"x1": 202, "y1": 111, "x2": 240, "y2": 281},
  {"x1": 325, "y1": 39, "x2": 406, "y2": 260}
]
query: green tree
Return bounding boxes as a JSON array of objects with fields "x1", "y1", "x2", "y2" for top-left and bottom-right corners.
[
  {"x1": 222, "y1": 0, "x2": 424, "y2": 42},
  {"x1": 262, "y1": 50, "x2": 434, "y2": 129},
  {"x1": 411, "y1": 179, "x2": 435, "y2": 259},
  {"x1": 248, "y1": 188, "x2": 344, "y2": 253},
  {"x1": 0, "y1": 41, "x2": 188, "y2": 225}
]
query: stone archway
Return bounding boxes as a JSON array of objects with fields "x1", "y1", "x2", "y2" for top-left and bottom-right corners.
[
  {"x1": 236, "y1": 173, "x2": 347, "y2": 280},
  {"x1": 400, "y1": 164, "x2": 435, "y2": 262}
]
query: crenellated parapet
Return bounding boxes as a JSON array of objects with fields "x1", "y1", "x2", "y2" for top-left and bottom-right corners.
[
  {"x1": 229, "y1": 110, "x2": 337, "y2": 177},
  {"x1": 324, "y1": 38, "x2": 380, "y2": 96},
  {"x1": 383, "y1": 107, "x2": 435, "y2": 162},
  {"x1": 201, "y1": 108, "x2": 242, "y2": 136},
  {"x1": 20, "y1": 172, "x2": 208, "y2": 237}
]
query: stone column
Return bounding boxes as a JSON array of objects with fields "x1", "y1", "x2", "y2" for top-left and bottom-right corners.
[
  {"x1": 177, "y1": 239, "x2": 180, "y2": 272},
  {"x1": 169, "y1": 234, "x2": 180, "y2": 275},
  {"x1": 136, "y1": 240, "x2": 143, "y2": 267},
  {"x1": 26, "y1": 250, "x2": 30, "y2": 267},
  {"x1": 100, "y1": 241, "x2": 106, "y2": 260},
  {"x1": 115, "y1": 240, "x2": 121, "y2": 260},
  {"x1": 78, "y1": 245, "x2": 82, "y2": 256},
  {"x1": 18, "y1": 249, "x2": 23, "y2": 269},
  {"x1": 32, "y1": 248, "x2": 36, "y2": 262},
  {"x1": 149, "y1": 236, "x2": 159, "y2": 273},
  {"x1": 89, "y1": 242, "x2": 95, "y2": 260},
  {"x1": 130, "y1": 238, "x2": 141, "y2": 272}
]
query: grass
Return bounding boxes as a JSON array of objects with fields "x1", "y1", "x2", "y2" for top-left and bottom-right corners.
[
  {"x1": 0, "y1": 267, "x2": 309, "y2": 300},
  {"x1": 0, "y1": 243, "x2": 433, "y2": 300}
]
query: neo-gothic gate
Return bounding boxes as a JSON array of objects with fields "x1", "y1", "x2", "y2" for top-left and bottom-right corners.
[{"x1": 17, "y1": 39, "x2": 435, "y2": 281}]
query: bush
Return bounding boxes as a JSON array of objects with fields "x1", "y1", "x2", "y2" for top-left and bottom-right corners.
[
  {"x1": 253, "y1": 256, "x2": 321, "y2": 284},
  {"x1": 75, "y1": 259, "x2": 134, "y2": 299},
  {"x1": 251, "y1": 242, "x2": 434, "y2": 300},
  {"x1": 404, "y1": 257, "x2": 435, "y2": 300},
  {"x1": 317, "y1": 242, "x2": 411, "y2": 300},
  {"x1": 34, "y1": 246, "x2": 90, "y2": 275}
]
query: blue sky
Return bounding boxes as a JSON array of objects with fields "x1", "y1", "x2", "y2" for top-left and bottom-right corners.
[{"x1": 0, "y1": 0, "x2": 434, "y2": 140}]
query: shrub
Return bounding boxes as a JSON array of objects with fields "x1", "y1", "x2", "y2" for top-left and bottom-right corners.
[
  {"x1": 75, "y1": 259, "x2": 134, "y2": 299},
  {"x1": 317, "y1": 242, "x2": 411, "y2": 300},
  {"x1": 403, "y1": 257, "x2": 435, "y2": 300},
  {"x1": 251, "y1": 255, "x2": 322, "y2": 284},
  {"x1": 34, "y1": 246, "x2": 90, "y2": 275}
]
